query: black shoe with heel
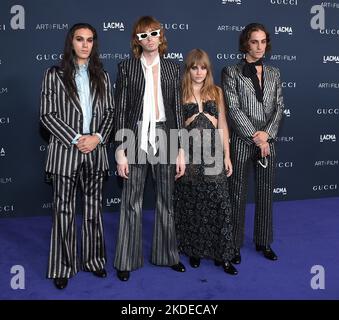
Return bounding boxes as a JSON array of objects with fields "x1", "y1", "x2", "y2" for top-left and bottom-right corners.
[
  {"x1": 117, "y1": 270, "x2": 130, "y2": 281},
  {"x1": 256, "y1": 245, "x2": 278, "y2": 261},
  {"x1": 189, "y1": 257, "x2": 200, "y2": 268},
  {"x1": 53, "y1": 278, "x2": 68, "y2": 289},
  {"x1": 92, "y1": 268, "x2": 107, "y2": 278},
  {"x1": 231, "y1": 248, "x2": 241, "y2": 264},
  {"x1": 170, "y1": 261, "x2": 186, "y2": 272},
  {"x1": 223, "y1": 261, "x2": 238, "y2": 275}
]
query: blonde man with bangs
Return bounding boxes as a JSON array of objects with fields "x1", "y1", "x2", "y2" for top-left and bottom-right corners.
[
  {"x1": 113, "y1": 16, "x2": 186, "y2": 281},
  {"x1": 174, "y1": 49, "x2": 238, "y2": 275}
]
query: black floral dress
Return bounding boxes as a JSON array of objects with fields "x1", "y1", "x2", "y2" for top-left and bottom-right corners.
[{"x1": 174, "y1": 100, "x2": 235, "y2": 262}]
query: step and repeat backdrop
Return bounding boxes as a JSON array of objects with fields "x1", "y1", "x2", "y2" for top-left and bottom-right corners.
[{"x1": 0, "y1": 0, "x2": 338, "y2": 217}]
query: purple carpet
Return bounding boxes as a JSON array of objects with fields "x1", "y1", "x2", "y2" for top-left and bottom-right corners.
[{"x1": 0, "y1": 197, "x2": 338, "y2": 300}]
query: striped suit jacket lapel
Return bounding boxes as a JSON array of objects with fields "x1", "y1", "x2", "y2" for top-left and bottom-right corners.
[
  {"x1": 133, "y1": 58, "x2": 145, "y2": 120},
  {"x1": 236, "y1": 62, "x2": 256, "y2": 95},
  {"x1": 55, "y1": 69, "x2": 83, "y2": 114},
  {"x1": 263, "y1": 65, "x2": 274, "y2": 105},
  {"x1": 91, "y1": 82, "x2": 99, "y2": 112}
]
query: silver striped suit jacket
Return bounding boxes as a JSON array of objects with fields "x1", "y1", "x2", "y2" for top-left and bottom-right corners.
[
  {"x1": 40, "y1": 67, "x2": 114, "y2": 176},
  {"x1": 222, "y1": 61, "x2": 284, "y2": 145},
  {"x1": 113, "y1": 57, "x2": 184, "y2": 154}
]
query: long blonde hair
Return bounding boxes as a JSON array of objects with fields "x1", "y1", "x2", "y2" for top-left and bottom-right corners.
[{"x1": 182, "y1": 49, "x2": 220, "y2": 104}]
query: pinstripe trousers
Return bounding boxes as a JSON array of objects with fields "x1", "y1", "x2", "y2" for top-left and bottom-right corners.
[
  {"x1": 229, "y1": 133, "x2": 275, "y2": 248},
  {"x1": 47, "y1": 163, "x2": 106, "y2": 279},
  {"x1": 114, "y1": 162, "x2": 180, "y2": 271}
]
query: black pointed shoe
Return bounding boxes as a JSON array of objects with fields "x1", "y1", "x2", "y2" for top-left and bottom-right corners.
[
  {"x1": 256, "y1": 245, "x2": 278, "y2": 261},
  {"x1": 231, "y1": 248, "x2": 241, "y2": 264},
  {"x1": 92, "y1": 268, "x2": 107, "y2": 278},
  {"x1": 189, "y1": 257, "x2": 200, "y2": 268},
  {"x1": 223, "y1": 261, "x2": 238, "y2": 275},
  {"x1": 53, "y1": 278, "x2": 68, "y2": 289},
  {"x1": 117, "y1": 270, "x2": 130, "y2": 281},
  {"x1": 170, "y1": 262, "x2": 186, "y2": 272}
]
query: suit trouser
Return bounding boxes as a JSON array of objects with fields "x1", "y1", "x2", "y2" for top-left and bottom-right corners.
[
  {"x1": 47, "y1": 164, "x2": 106, "y2": 279},
  {"x1": 229, "y1": 135, "x2": 276, "y2": 248},
  {"x1": 114, "y1": 162, "x2": 179, "y2": 271}
]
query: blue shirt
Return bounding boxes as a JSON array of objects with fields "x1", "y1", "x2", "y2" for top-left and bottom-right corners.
[{"x1": 75, "y1": 63, "x2": 92, "y2": 134}]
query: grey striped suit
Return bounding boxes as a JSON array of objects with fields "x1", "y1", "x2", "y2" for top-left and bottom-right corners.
[
  {"x1": 40, "y1": 67, "x2": 114, "y2": 278},
  {"x1": 222, "y1": 61, "x2": 284, "y2": 248},
  {"x1": 113, "y1": 57, "x2": 184, "y2": 271}
]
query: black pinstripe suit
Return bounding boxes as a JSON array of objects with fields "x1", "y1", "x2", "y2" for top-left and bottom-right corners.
[
  {"x1": 113, "y1": 57, "x2": 184, "y2": 271},
  {"x1": 40, "y1": 67, "x2": 114, "y2": 278},
  {"x1": 222, "y1": 60, "x2": 284, "y2": 248}
]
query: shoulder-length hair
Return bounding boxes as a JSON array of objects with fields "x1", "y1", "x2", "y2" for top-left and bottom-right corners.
[
  {"x1": 60, "y1": 22, "x2": 105, "y2": 101},
  {"x1": 239, "y1": 22, "x2": 271, "y2": 54},
  {"x1": 182, "y1": 49, "x2": 220, "y2": 104},
  {"x1": 131, "y1": 16, "x2": 168, "y2": 58}
]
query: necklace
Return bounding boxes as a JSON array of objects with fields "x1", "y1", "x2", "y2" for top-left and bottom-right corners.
[{"x1": 192, "y1": 91, "x2": 202, "y2": 109}]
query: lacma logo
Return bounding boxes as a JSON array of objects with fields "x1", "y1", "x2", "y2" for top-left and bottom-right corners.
[
  {"x1": 0, "y1": 177, "x2": 12, "y2": 184},
  {"x1": 275, "y1": 26, "x2": 293, "y2": 35},
  {"x1": 222, "y1": 0, "x2": 242, "y2": 4},
  {"x1": 103, "y1": 22, "x2": 125, "y2": 32},
  {"x1": 273, "y1": 187, "x2": 287, "y2": 195},
  {"x1": 320, "y1": 134, "x2": 336, "y2": 142},
  {"x1": 106, "y1": 198, "x2": 121, "y2": 206},
  {"x1": 164, "y1": 52, "x2": 184, "y2": 62},
  {"x1": 323, "y1": 55, "x2": 339, "y2": 63},
  {"x1": 283, "y1": 109, "x2": 291, "y2": 117}
]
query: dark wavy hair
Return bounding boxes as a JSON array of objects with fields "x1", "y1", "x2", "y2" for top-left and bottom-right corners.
[
  {"x1": 239, "y1": 23, "x2": 271, "y2": 54},
  {"x1": 131, "y1": 16, "x2": 168, "y2": 58},
  {"x1": 60, "y1": 23, "x2": 105, "y2": 100}
]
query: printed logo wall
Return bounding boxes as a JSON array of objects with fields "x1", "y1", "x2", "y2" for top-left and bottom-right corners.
[{"x1": 0, "y1": 0, "x2": 338, "y2": 218}]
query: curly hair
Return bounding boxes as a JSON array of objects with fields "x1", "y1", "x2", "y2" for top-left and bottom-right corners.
[{"x1": 239, "y1": 23, "x2": 271, "y2": 54}]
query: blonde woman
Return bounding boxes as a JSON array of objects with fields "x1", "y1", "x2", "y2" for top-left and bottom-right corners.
[{"x1": 174, "y1": 49, "x2": 237, "y2": 275}]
